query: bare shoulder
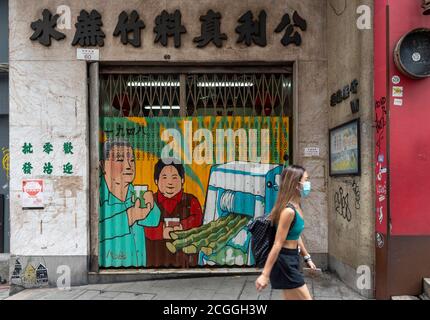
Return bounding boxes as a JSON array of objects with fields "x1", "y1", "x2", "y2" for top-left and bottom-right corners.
[{"x1": 280, "y1": 207, "x2": 295, "y2": 222}]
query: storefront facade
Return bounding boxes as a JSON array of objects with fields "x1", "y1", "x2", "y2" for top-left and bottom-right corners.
[{"x1": 7, "y1": 0, "x2": 411, "y2": 299}]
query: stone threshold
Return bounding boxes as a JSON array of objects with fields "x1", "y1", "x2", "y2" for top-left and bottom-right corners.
[{"x1": 88, "y1": 268, "x2": 261, "y2": 284}]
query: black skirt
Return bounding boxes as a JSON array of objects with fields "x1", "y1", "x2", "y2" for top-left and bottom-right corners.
[{"x1": 270, "y1": 248, "x2": 305, "y2": 290}]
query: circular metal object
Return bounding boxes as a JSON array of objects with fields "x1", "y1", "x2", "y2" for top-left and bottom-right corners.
[{"x1": 394, "y1": 28, "x2": 430, "y2": 79}]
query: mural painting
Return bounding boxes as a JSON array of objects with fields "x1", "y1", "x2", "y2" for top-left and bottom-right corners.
[{"x1": 99, "y1": 116, "x2": 289, "y2": 268}]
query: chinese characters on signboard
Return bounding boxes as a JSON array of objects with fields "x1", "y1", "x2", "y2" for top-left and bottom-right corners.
[
  {"x1": 30, "y1": 8, "x2": 307, "y2": 48},
  {"x1": 21, "y1": 141, "x2": 75, "y2": 176},
  {"x1": 330, "y1": 79, "x2": 360, "y2": 114}
]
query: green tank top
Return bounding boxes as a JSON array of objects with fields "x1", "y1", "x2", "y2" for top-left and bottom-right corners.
[
  {"x1": 274, "y1": 204, "x2": 305, "y2": 241},
  {"x1": 286, "y1": 204, "x2": 305, "y2": 240},
  {"x1": 280, "y1": 204, "x2": 305, "y2": 241}
]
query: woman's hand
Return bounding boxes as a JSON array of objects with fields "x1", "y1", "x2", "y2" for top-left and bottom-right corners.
[
  {"x1": 255, "y1": 274, "x2": 270, "y2": 292},
  {"x1": 306, "y1": 260, "x2": 317, "y2": 270}
]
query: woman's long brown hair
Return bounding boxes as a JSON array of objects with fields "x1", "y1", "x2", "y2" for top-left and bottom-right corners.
[{"x1": 270, "y1": 165, "x2": 306, "y2": 225}]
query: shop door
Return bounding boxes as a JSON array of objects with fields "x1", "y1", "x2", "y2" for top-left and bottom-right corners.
[{"x1": 98, "y1": 70, "x2": 293, "y2": 268}]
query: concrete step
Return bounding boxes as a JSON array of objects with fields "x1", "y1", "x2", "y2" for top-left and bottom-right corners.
[
  {"x1": 424, "y1": 278, "x2": 430, "y2": 297},
  {"x1": 391, "y1": 278, "x2": 430, "y2": 300},
  {"x1": 88, "y1": 268, "x2": 261, "y2": 284},
  {"x1": 391, "y1": 295, "x2": 420, "y2": 300},
  {"x1": 419, "y1": 294, "x2": 430, "y2": 300}
]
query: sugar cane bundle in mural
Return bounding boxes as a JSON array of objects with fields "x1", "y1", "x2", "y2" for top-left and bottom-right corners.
[
  {"x1": 200, "y1": 217, "x2": 249, "y2": 256},
  {"x1": 166, "y1": 214, "x2": 237, "y2": 254},
  {"x1": 169, "y1": 214, "x2": 234, "y2": 241},
  {"x1": 166, "y1": 214, "x2": 250, "y2": 255}
]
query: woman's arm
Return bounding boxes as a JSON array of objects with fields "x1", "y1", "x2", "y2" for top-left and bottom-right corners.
[
  {"x1": 255, "y1": 208, "x2": 295, "y2": 291},
  {"x1": 298, "y1": 236, "x2": 309, "y2": 257},
  {"x1": 298, "y1": 236, "x2": 317, "y2": 270}
]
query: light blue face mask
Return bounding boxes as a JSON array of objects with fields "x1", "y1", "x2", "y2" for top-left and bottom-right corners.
[{"x1": 300, "y1": 181, "x2": 311, "y2": 198}]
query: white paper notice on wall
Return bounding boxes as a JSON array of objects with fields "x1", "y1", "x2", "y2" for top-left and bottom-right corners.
[
  {"x1": 304, "y1": 147, "x2": 320, "y2": 157},
  {"x1": 394, "y1": 98, "x2": 403, "y2": 106},
  {"x1": 77, "y1": 48, "x2": 100, "y2": 61},
  {"x1": 22, "y1": 179, "x2": 44, "y2": 209}
]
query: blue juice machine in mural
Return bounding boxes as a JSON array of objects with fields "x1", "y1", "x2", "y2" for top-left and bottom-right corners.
[{"x1": 198, "y1": 161, "x2": 283, "y2": 266}]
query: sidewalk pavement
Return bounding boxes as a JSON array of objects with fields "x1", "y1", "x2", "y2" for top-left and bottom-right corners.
[{"x1": 1, "y1": 272, "x2": 366, "y2": 300}]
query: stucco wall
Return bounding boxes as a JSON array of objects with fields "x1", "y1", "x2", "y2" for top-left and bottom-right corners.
[
  {"x1": 9, "y1": 0, "x2": 329, "y2": 284},
  {"x1": 326, "y1": 0, "x2": 374, "y2": 298}
]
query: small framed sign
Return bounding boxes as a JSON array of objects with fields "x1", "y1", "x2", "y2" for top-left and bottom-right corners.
[
  {"x1": 77, "y1": 48, "x2": 100, "y2": 61},
  {"x1": 22, "y1": 179, "x2": 45, "y2": 209},
  {"x1": 329, "y1": 119, "x2": 361, "y2": 176}
]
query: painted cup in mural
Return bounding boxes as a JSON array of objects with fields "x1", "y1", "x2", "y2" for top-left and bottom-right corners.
[
  {"x1": 164, "y1": 217, "x2": 181, "y2": 227},
  {"x1": 132, "y1": 185, "x2": 148, "y2": 208}
]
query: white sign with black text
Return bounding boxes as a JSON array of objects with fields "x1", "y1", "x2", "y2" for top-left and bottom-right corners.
[{"x1": 77, "y1": 48, "x2": 100, "y2": 61}]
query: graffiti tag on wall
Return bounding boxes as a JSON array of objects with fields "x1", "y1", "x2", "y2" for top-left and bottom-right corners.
[
  {"x1": 374, "y1": 97, "x2": 388, "y2": 237},
  {"x1": 1, "y1": 147, "x2": 9, "y2": 179},
  {"x1": 334, "y1": 186, "x2": 352, "y2": 222}
]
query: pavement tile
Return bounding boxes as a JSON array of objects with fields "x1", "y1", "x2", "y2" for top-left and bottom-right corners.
[
  {"x1": 215, "y1": 279, "x2": 246, "y2": 296},
  {"x1": 133, "y1": 293, "x2": 156, "y2": 300},
  {"x1": 238, "y1": 292, "x2": 259, "y2": 300},
  {"x1": 97, "y1": 290, "x2": 122, "y2": 299},
  {"x1": 238, "y1": 282, "x2": 260, "y2": 300},
  {"x1": 269, "y1": 290, "x2": 284, "y2": 300},
  {"x1": 153, "y1": 287, "x2": 193, "y2": 300},
  {"x1": 75, "y1": 290, "x2": 102, "y2": 300},
  {"x1": 0, "y1": 289, "x2": 9, "y2": 300},
  {"x1": 109, "y1": 292, "x2": 155, "y2": 300},
  {"x1": 212, "y1": 293, "x2": 240, "y2": 300},
  {"x1": 106, "y1": 281, "x2": 154, "y2": 293},
  {"x1": 7, "y1": 288, "x2": 53, "y2": 300},
  {"x1": 312, "y1": 280, "x2": 342, "y2": 297},
  {"x1": 77, "y1": 283, "x2": 111, "y2": 291},
  {"x1": 342, "y1": 295, "x2": 365, "y2": 300},
  {"x1": 112, "y1": 292, "x2": 139, "y2": 300},
  {"x1": 178, "y1": 277, "x2": 223, "y2": 291},
  {"x1": 313, "y1": 287, "x2": 341, "y2": 298},
  {"x1": 314, "y1": 296, "x2": 343, "y2": 300},
  {"x1": 187, "y1": 289, "x2": 215, "y2": 300},
  {"x1": 338, "y1": 284, "x2": 365, "y2": 300},
  {"x1": 151, "y1": 279, "x2": 186, "y2": 288},
  {"x1": 40, "y1": 289, "x2": 88, "y2": 300}
]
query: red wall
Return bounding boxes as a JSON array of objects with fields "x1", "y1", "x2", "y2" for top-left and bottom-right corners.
[
  {"x1": 374, "y1": 0, "x2": 430, "y2": 298},
  {"x1": 387, "y1": 0, "x2": 430, "y2": 236}
]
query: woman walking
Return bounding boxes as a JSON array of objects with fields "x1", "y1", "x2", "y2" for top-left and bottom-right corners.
[{"x1": 255, "y1": 165, "x2": 317, "y2": 300}]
